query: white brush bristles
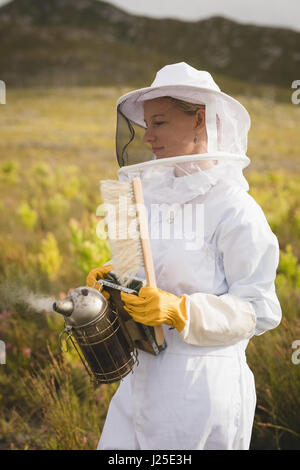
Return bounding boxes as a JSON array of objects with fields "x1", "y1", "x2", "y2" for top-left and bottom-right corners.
[{"x1": 100, "y1": 179, "x2": 144, "y2": 285}]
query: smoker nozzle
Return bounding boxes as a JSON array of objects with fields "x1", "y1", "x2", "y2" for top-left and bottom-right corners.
[{"x1": 53, "y1": 299, "x2": 74, "y2": 317}]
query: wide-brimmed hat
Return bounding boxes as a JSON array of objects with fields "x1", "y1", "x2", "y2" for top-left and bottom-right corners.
[{"x1": 118, "y1": 62, "x2": 250, "y2": 128}]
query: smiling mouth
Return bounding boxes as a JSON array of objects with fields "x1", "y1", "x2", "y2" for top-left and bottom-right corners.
[{"x1": 152, "y1": 147, "x2": 164, "y2": 152}]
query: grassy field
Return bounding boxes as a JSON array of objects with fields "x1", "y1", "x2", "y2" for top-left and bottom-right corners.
[{"x1": 0, "y1": 86, "x2": 299, "y2": 450}]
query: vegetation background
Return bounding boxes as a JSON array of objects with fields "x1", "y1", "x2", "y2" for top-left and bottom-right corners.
[{"x1": 0, "y1": 0, "x2": 300, "y2": 450}]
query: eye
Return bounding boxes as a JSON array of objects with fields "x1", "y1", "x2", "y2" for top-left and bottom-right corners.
[{"x1": 153, "y1": 121, "x2": 165, "y2": 126}]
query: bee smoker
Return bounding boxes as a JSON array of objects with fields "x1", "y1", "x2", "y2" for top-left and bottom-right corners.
[
  {"x1": 53, "y1": 273, "x2": 167, "y2": 386},
  {"x1": 53, "y1": 286, "x2": 137, "y2": 385}
]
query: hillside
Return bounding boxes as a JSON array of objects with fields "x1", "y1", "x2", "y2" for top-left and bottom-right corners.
[{"x1": 0, "y1": 0, "x2": 299, "y2": 91}]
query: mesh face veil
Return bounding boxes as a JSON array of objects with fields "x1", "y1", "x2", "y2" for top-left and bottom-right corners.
[
  {"x1": 116, "y1": 107, "x2": 153, "y2": 167},
  {"x1": 115, "y1": 63, "x2": 251, "y2": 171}
]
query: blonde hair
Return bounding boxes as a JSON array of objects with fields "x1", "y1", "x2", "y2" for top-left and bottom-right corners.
[{"x1": 164, "y1": 96, "x2": 206, "y2": 115}]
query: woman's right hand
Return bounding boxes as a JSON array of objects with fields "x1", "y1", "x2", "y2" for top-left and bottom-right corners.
[{"x1": 86, "y1": 264, "x2": 114, "y2": 299}]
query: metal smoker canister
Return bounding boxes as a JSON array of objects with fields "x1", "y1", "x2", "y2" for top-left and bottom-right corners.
[{"x1": 53, "y1": 287, "x2": 136, "y2": 385}]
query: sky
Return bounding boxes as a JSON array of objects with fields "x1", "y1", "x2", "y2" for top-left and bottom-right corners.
[
  {"x1": 0, "y1": 0, "x2": 299, "y2": 32},
  {"x1": 102, "y1": 0, "x2": 300, "y2": 31}
]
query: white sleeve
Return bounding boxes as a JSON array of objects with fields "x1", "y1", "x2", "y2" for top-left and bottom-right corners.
[
  {"x1": 180, "y1": 193, "x2": 282, "y2": 346},
  {"x1": 180, "y1": 292, "x2": 256, "y2": 346}
]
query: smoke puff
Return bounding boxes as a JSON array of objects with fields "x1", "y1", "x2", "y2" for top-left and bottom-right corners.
[{"x1": 0, "y1": 281, "x2": 54, "y2": 314}]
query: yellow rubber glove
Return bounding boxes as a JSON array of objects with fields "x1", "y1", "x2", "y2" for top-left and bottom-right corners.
[
  {"x1": 86, "y1": 264, "x2": 114, "y2": 300},
  {"x1": 120, "y1": 286, "x2": 187, "y2": 333}
]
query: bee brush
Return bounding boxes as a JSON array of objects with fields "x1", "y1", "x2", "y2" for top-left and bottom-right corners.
[{"x1": 100, "y1": 177, "x2": 165, "y2": 346}]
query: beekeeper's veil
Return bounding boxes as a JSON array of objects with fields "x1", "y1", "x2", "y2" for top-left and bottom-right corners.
[{"x1": 116, "y1": 62, "x2": 250, "y2": 164}]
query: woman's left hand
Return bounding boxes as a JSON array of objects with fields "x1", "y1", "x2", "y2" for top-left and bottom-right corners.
[{"x1": 120, "y1": 286, "x2": 187, "y2": 332}]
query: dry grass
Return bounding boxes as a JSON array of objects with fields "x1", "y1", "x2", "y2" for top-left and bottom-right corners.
[{"x1": 0, "y1": 86, "x2": 299, "y2": 449}]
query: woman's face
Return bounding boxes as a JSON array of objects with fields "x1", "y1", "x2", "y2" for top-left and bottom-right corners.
[{"x1": 143, "y1": 97, "x2": 208, "y2": 159}]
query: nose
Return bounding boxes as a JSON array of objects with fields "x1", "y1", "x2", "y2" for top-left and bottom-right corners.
[{"x1": 143, "y1": 126, "x2": 156, "y2": 143}]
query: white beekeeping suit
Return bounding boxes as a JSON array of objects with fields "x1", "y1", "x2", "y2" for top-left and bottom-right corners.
[{"x1": 98, "y1": 63, "x2": 282, "y2": 450}]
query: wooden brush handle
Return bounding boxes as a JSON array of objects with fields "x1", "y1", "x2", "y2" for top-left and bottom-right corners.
[{"x1": 132, "y1": 177, "x2": 165, "y2": 347}]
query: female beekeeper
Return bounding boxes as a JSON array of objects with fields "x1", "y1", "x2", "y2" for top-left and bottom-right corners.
[{"x1": 87, "y1": 62, "x2": 282, "y2": 450}]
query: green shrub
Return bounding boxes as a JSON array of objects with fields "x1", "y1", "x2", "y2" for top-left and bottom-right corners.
[
  {"x1": 38, "y1": 233, "x2": 63, "y2": 281},
  {"x1": 17, "y1": 201, "x2": 38, "y2": 230}
]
